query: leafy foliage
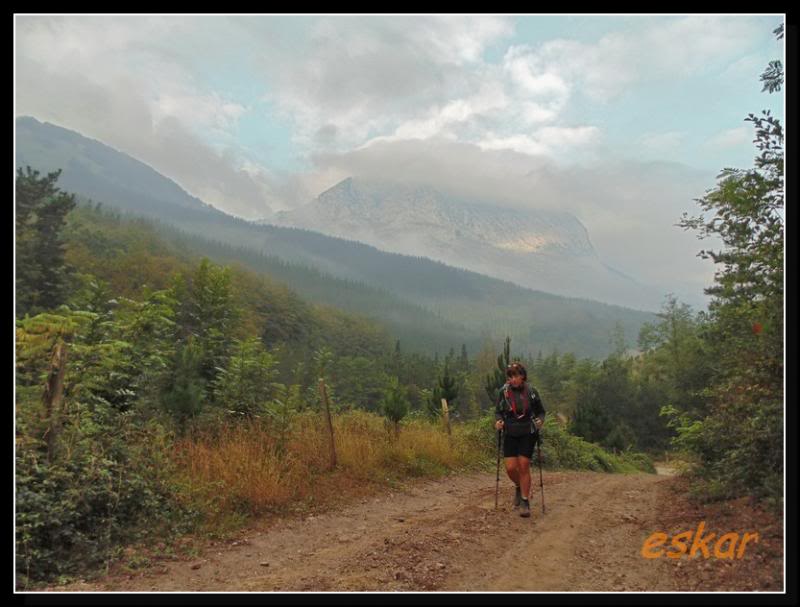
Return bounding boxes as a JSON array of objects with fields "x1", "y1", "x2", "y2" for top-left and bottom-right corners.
[
  {"x1": 667, "y1": 25, "x2": 784, "y2": 503},
  {"x1": 15, "y1": 307, "x2": 190, "y2": 587}
]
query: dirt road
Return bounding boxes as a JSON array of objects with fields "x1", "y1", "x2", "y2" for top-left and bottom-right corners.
[{"x1": 52, "y1": 469, "x2": 688, "y2": 592}]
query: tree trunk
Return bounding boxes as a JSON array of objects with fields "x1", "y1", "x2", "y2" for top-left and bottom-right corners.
[{"x1": 42, "y1": 339, "x2": 68, "y2": 463}]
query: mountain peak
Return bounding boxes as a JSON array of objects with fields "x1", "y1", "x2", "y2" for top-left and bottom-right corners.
[
  {"x1": 261, "y1": 175, "x2": 666, "y2": 309},
  {"x1": 319, "y1": 176, "x2": 355, "y2": 199}
]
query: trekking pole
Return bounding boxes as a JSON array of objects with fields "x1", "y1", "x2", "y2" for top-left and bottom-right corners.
[
  {"x1": 494, "y1": 429, "x2": 503, "y2": 510},
  {"x1": 535, "y1": 427, "x2": 545, "y2": 514}
]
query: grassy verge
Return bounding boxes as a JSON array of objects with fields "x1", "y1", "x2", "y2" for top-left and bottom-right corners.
[
  {"x1": 21, "y1": 410, "x2": 655, "y2": 588},
  {"x1": 171, "y1": 411, "x2": 655, "y2": 530},
  {"x1": 171, "y1": 410, "x2": 490, "y2": 528}
]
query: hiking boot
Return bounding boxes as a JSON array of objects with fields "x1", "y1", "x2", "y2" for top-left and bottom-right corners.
[
  {"x1": 519, "y1": 498, "x2": 531, "y2": 518},
  {"x1": 513, "y1": 485, "x2": 522, "y2": 507}
]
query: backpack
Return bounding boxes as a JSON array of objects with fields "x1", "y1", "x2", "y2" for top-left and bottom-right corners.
[{"x1": 500, "y1": 382, "x2": 537, "y2": 436}]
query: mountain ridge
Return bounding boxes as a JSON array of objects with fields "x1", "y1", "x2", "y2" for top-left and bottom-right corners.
[
  {"x1": 16, "y1": 115, "x2": 659, "y2": 358},
  {"x1": 258, "y1": 175, "x2": 664, "y2": 310}
]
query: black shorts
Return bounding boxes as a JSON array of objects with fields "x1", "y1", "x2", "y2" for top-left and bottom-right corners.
[{"x1": 503, "y1": 431, "x2": 536, "y2": 459}]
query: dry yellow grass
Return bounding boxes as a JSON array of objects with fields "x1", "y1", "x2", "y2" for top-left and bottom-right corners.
[{"x1": 172, "y1": 410, "x2": 487, "y2": 523}]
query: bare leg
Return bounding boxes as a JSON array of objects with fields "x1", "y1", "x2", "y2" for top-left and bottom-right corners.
[
  {"x1": 504, "y1": 457, "x2": 520, "y2": 485},
  {"x1": 517, "y1": 456, "x2": 532, "y2": 499}
]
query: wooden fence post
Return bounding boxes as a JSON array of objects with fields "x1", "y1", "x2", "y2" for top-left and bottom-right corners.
[
  {"x1": 441, "y1": 398, "x2": 451, "y2": 436},
  {"x1": 319, "y1": 378, "x2": 337, "y2": 470}
]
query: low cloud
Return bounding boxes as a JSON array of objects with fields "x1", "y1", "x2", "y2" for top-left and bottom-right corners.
[
  {"x1": 309, "y1": 137, "x2": 719, "y2": 306},
  {"x1": 15, "y1": 16, "x2": 279, "y2": 219}
]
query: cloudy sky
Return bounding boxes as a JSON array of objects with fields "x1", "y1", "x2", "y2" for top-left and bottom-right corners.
[{"x1": 15, "y1": 13, "x2": 784, "y2": 309}]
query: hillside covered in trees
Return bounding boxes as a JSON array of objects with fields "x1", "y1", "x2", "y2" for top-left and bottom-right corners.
[{"x1": 16, "y1": 114, "x2": 658, "y2": 360}]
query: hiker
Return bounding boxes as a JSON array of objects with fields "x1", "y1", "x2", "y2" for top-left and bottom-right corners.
[{"x1": 494, "y1": 362, "x2": 545, "y2": 517}]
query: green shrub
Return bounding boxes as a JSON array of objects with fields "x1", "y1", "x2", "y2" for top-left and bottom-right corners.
[
  {"x1": 15, "y1": 418, "x2": 193, "y2": 588},
  {"x1": 538, "y1": 418, "x2": 654, "y2": 474}
]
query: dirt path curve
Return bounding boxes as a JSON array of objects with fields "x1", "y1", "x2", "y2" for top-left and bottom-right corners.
[{"x1": 53, "y1": 468, "x2": 682, "y2": 592}]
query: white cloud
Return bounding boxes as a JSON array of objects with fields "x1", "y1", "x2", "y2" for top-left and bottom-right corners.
[
  {"x1": 537, "y1": 126, "x2": 601, "y2": 148},
  {"x1": 382, "y1": 81, "x2": 510, "y2": 143},
  {"x1": 19, "y1": 14, "x2": 767, "y2": 201},
  {"x1": 14, "y1": 13, "x2": 759, "y2": 293},
  {"x1": 14, "y1": 15, "x2": 281, "y2": 217},
  {"x1": 639, "y1": 131, "x2": 687, "y2": 153},
  {"x1": 511, "y1": 15, "x2": 767, "y2": 103},
  {"x1": 252, "y1": 15, "x2": 767, "y2": 161},
  {"x1": 405, "y1": 15, "x2": 515, "y2": 65},
  {"x1": 474, "y1": 125, "x2": 600, "y2": 159},
  {"x1": 16, "y1": 15, "x2": 180, "y2": 65},
  {"x1": 257, "y1": 15, "x2": 515, "y2": 151},
  {"x1": 478, "y1": 134, "x2": 550, "y2": 157},
  {"x1": 520, "y1": 101, "x2": 559, "y2": 125},
  {"x1": 717, "y1": 51, "x2": 772, "y2": 84},
  {"x1": 644, "y1": 15, "x2": 763, "y2": 73},
  {"x1": 153, "y1": 91, "x2": 247, "y2": 137},
  {"x1": 503, "y1": 44, "x2": 571, "y2": 99},
  {"x1": 705, "y1": 126, "x2": 753, "y2": 149}
]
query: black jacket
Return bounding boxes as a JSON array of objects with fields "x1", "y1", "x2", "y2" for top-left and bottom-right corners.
[{"x1": 495, "y1": 381, "x2": 546, "y2": 436}]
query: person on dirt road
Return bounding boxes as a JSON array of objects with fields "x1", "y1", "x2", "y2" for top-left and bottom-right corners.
[{"x1": 494, "y1": 362, "x2": 545, "y2": 517}]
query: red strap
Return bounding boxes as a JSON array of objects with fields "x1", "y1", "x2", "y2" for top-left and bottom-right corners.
[{"x1": 505, "y1": 385, "x2": 530, "y2": 419}]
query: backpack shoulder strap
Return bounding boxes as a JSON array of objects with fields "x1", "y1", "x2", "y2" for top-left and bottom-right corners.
[{"x1": 498, "y1": 383, "x2": 511, "y2": 411}]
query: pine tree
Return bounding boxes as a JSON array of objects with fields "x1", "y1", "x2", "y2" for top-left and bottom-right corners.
[
  {"x1": 381, "y1": 377, "x2": 409, "y2": 437},
  {"x1": 15, "y1": 167, "x2": 77, "y2": 316},
  {"x1": 428, "y1": 361, "x2": 459, "y2": 417},
  {"x1": 392, "y1": 339, "x2": 403, "y2": 379},
  {"x1": 161, "y1": 337, "x2": 206, "y2": 431},
  {"x1": 212, "y1": 337, "x2": 279, "y2": 418},
  {"x1": 459, "y1": 343, "x2": 469, "y2": 372},
  {"x1": 484, "y1": 335, "x2": 511, "y2": 401}
]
